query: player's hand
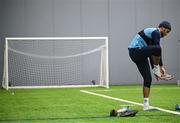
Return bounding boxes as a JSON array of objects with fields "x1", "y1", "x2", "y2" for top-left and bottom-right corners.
[
  {"x1": 154, "y1": 74, "x2": 166, "y2": 81},
  {"x1": 160, "y1": 66, "x2": 166, "y2": 75},
  {"x1": 154, "y1": 74, "x2": 159, "y2": 81}
]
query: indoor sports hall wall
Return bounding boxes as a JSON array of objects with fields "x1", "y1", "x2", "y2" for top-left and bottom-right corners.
[{"x1": 0, "y1": 0, "x2": 180, "y2": 86}]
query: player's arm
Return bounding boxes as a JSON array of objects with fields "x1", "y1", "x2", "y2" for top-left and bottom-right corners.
[
  {"x1": 151, "y1": 30, "x2": 174, "y2": 80},
  {"x1": 151, "y1": 30, "x2": 167, "y2": 74},
  {"x1": 149, "y1": 30, "x2": 162, "y2": 68},
  {"x1": 151, "y1": 30, "x2": 162, "y2": 64},
  {"x1": 151, "y1": 30, "x2": 163, "y2": 80}
]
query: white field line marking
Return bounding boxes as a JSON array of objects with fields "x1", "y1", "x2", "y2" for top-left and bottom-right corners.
[
  {"x1": 80, "y1": 90, "x2": 180, "y2": 115},
  {"x1": 89, "y1": 90, "x2": 111, "y2": 92}
]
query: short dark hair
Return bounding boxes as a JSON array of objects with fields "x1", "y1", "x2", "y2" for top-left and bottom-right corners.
[{"x1": 158, "y1": 21, "x2": 171, "y2": 30}]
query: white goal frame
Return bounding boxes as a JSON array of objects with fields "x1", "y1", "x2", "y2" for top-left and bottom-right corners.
[{"x1": 2, "y1": 37, "x2": 109, "y2": 90}]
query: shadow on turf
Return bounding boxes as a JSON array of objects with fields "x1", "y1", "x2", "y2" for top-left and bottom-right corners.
[{"x1": 0, "y1": 114, "x2": 178, "y2": 122}]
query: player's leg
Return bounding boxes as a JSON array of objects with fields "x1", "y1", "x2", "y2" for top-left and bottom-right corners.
[
  {"x1": 129, "y1": 46, "x2": 162, "y2": 79},
  {"x1": 138, "y1": 46, "x2": 162, "y2": 78},
  {"x1": 151, "y1": 55, "x2": 162, "y2": 78},
  {"x1": 150, "y1": 57, "x2": 174, "y2": 80},
  {"x1": 135, "y1": 60, "x2": 156, "y2": 110},
  {"x1": 128, "y1": 46, "x2": 161, "y2": 62},
  {"x1": 135, "y1": 59, "x2": 152, "y2": 98}
]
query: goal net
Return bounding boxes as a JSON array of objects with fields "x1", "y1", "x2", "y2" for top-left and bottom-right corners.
[{"x1": 2, "y1": 37, "x2": 109, "y2": 89}]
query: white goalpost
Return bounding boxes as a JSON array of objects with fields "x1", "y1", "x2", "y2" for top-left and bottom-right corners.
[{"x1": 2, "y1": 37, "x2": 109, "y2": 90}]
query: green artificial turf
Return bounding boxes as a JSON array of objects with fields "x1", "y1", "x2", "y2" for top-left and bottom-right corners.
[{"x1": 0, "y1": 83, "x2": 180, "y2": 123}]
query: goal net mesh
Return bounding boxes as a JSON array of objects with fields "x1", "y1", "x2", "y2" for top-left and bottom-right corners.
[{"x1": 3, "y1": 37, "x2": 108, "y2": 89}]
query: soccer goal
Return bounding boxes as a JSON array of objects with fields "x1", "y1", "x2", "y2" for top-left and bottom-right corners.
[{"x1": 2, "y1": 37, "x2": 109, "y2": 90}]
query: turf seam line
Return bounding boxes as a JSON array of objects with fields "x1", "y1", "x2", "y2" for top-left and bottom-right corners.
[
  {"x1": 80, "y1": 90, "x2": 180, "y2": 115},
  {"x1": 88, "y1": 87, "x2": 180, "y2": 92}
]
